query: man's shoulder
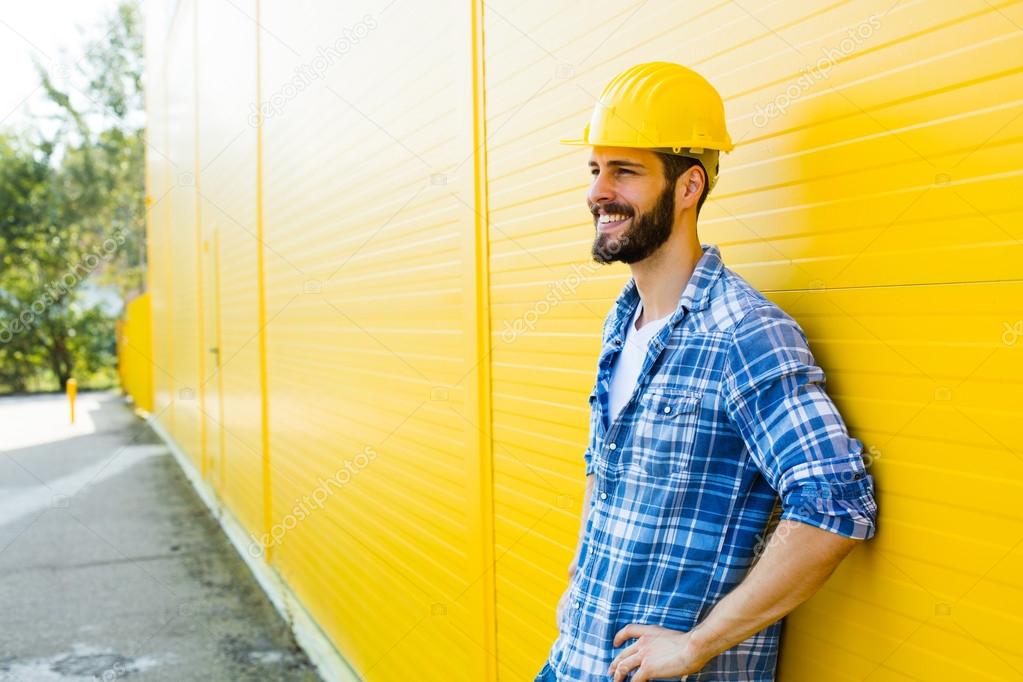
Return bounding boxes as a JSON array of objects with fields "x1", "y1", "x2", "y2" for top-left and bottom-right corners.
[{"x1": 698, "y1": 265, "x2": 798, "y2": 336}]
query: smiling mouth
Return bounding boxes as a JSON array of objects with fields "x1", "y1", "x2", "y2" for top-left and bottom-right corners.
[{"x1": 596, "y1": 213, "x2": 631, "y2": 230}]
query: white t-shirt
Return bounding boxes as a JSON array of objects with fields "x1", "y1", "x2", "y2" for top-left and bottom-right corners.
[{"x1": 608, "y1": 302, "x2": 672, "y2": 424}]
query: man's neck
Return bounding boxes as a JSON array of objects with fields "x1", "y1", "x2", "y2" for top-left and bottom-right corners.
[{"x1": 630, "y1": 232, "x2": 703, "y2": 330}]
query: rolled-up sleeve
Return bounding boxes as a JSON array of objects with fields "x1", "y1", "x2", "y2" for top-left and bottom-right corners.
[{"x1": 723, "y1": 304, "x2": 878, "y2": 540}]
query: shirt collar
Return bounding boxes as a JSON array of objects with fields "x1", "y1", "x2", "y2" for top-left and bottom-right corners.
[{"x1": 607, "y1": 243, "x2": 725, "y2": 346}]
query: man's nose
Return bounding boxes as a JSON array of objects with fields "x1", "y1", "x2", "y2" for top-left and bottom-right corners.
[{"x1": 587, "y1": 171, "x2": 615, "y2": 207}]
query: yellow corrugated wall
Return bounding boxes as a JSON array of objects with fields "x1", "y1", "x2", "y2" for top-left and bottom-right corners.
[{"x1": 142, "y1": 0, "x2": 1023, "y2": 680}]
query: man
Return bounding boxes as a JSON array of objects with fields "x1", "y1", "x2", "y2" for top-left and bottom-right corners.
[{"x1": 534, "y1": 62, "x2": 878, "y2": 681}]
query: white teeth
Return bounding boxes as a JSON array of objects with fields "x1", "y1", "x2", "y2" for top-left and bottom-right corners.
[{"x1": 598, "y1": 214, "x2": 628, "y2": 224}]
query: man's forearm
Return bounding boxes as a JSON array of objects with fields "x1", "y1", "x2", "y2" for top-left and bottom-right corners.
[{"x1": 686, "y1": 519, "x2": 861, "y2": 662}]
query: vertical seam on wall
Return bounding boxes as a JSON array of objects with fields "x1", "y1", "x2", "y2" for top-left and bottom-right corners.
[
  {"x1": 193, "y1": 1, "x2": 208, "y2": 479},
  {"x1": 254, "y1": 0, "x2": 274, "y2": 565},
  {"x1": 471, "y1": 0, "x2": 498, "y2": 679}
]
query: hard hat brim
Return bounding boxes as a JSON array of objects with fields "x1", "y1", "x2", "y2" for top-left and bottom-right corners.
[{"x1": 559, "y1": 137, "x2": 733, "y2": 153}]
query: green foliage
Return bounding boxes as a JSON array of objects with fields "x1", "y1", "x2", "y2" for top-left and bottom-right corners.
[{"x1": 0, "y1": 0, "x2": 143, "y2": 394}]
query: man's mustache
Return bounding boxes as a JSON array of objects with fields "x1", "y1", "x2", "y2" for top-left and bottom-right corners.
[{"x1": 590, "y1": 203, "x2": 634, "y2": 218}]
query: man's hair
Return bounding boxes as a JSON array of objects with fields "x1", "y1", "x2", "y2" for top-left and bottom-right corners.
[{"x1": 655, "y1": 152, "x2": 711, "y2": 217}]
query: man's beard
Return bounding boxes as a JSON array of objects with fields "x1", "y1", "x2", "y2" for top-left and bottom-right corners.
[{"x1": 591, "y1": 183, "x2": 675, "y2": 264}]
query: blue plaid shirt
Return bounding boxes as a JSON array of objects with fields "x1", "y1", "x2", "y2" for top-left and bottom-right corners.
[{"x1": 546, "y1": 243, "x2": 878, "y2": 681}]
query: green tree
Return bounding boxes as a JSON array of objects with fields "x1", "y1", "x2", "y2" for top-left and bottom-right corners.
[
  {"x1": 0, "y1": 0, "x2": 143, "y2": 393},
  {"x1": 35, "y1": 0, "x2": 146, "y2": 298}
]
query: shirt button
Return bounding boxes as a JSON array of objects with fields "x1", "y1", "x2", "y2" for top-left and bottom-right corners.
[
  {"x1": 599, "y1": 492, "x2": 608, "y2": 500},
  {"x1": 663, "y1": 406, "x2": 672, "y2": 414},
  {"x1": 608, "y1": 443, "x2": 617, "y2": 450},
  {"x1": 574, "y1": 601, "x2": 581, "y2": 609}
]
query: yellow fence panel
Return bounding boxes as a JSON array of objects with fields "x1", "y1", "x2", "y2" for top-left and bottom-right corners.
[{"x1": 116, "y1": 292, "x2": 153, "y2": 412}]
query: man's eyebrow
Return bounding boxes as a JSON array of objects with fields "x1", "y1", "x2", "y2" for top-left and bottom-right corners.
[{"x1": 587, "y1": 159, "x2": 646, "y2": 169}]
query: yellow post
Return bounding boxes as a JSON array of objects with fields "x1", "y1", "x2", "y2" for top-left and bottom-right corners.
[{"x1": 67, "y1": 378, "x2": 77, "y2": 424}]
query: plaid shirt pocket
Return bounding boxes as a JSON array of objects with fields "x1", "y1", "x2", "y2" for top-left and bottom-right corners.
[{"x1": 631, "y1": 387, "x2": 703, "y2": 477}]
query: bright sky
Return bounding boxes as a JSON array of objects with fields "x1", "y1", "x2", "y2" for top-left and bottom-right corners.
[{"x1": 0, "y1": 0, "x2": 124, "y2": 134}]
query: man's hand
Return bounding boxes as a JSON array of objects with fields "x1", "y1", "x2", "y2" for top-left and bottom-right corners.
[
  {"x1": 608, "y1": 623, "x2": 711, "y2": 681},
  {"x1": 607, "y1": 521, "x2": 862, "y2": 681}
]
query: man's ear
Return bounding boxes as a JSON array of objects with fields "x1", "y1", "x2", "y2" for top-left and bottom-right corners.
[{"x1": 677, "y1": 165, "x2": 705, "y2": 210}]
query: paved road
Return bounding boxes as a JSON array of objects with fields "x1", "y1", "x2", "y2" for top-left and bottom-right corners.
[{"x1": 0, "y1": 391, "x2": 321, "y2": 681}]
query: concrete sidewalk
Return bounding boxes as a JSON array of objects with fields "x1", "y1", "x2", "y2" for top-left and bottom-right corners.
[{"x1": 0, "y1": 391, "x2": 320, "y2": 681}]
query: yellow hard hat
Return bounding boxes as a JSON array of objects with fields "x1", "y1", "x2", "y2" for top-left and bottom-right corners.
[{"x1": 561, "y1": 62, "x2": 733, "y2": 191}]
